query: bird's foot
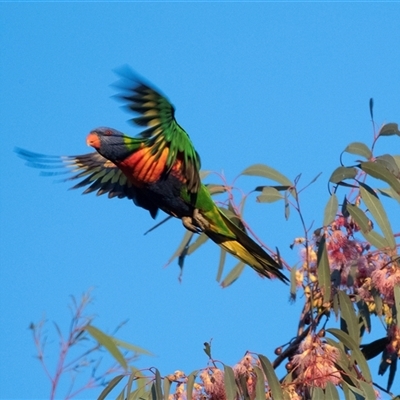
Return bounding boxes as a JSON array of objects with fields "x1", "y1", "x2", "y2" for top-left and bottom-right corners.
[
  {"x1": 182, "y1": 216, "x2": 200, "y2": 233},
  {"x1": 192, "y1": 209, "x2": 210, "y2": 231},
  {"x1": 181, "y1": 209, "x2": 210, "y2": 233}
]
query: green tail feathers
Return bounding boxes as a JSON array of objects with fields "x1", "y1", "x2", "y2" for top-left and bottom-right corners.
[{"x1": 204, "y1": 209, "x2": 289, "y2": 283}]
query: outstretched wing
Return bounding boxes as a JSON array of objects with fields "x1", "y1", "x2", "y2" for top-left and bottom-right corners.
[
  {"x1": 113, "y1": 66, "x2": 201, "y2": 193},
  {"x1": 15, "y1": 148, "x2": 159, "y2": 218}
]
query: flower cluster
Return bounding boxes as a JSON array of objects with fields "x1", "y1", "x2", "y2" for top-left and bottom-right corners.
[{"x1": 291, "y1": 333, "x2": 341, "y2": 389}]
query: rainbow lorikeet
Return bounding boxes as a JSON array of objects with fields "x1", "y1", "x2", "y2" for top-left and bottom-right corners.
[{"x1": 16, "y1": 68, "x2": 288, "y2": 283}]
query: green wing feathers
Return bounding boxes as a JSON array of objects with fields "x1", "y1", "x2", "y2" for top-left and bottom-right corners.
[{"x1": 114, "y1": 67, "x2": 201, "y2": 193}]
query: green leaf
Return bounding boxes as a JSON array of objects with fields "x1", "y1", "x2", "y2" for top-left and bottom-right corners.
[
  {"x1": 98, "y1": 375, "x2": 125, "y2": 400},
  {"x1": 317, "y1": 236, "x2": 331, "y2": 304},
  {"x1": 356, "y1": 299, "x2": 371, "y2": 334},
  {"x1": 206, "y1": 184, "x2": 228, "y2": 196},
  {"x1": 216, "y1": 249, "x2": 227, "y2": 283},
  {"x1": 290, "y1": 264, "x2": 297, "y2": 300},
  {"x1": 375, "y1": 154, "x2": 400, "y2": 178},
  {"x1": 167, "y1": 230, "x2": 194, "y2": 265},
  {"x1": 378, "y1": 187, "x2": 400, "y2": 204},
  {"x1": 85, "y1": 325, "x2": 127, "y2": 370},
  {"x1": 311, "y1": 387, "x2": 325, "y2": 400},
  {"x1": 329, "y1": 166, "x2": 358, "y2": 183},
  {"x1": 324, "y1": 381, "x2": 340, "y2": 400},
  {"x1": 186, "y1": 371, "x2": 198, "y2": 400},
  {"x1": 346, "y1": 204, "x2": 371, "y2": 234},
  {"x1": 241, "y1": 164, "x2": 293, "y2": 186},
  {"x1": 343, "y1": 142, "x2": 372, "y2": 159},
  {"x1": 373, "y1": 289, "x2": 383, "y2": 316},
  {"x1": 338, "y1": 291, "x2": 359, "y2": 345},
  {"x1": 284, "y1": 190, "x2": 290, "y2": 220},
  {"x1": 327, "y1": 328, "x2": 372, "y2": 381},
  {"x1": 221, "y1": 261, "x2": 245, "y2": 287},
  {"x1": 323, "y1": 194, "x2": 338, "y2": 226},
  {"x1": 116, "y1": 386, "x2": 125, "y2": 400},
  {"x1": 163, "y1": 375, "x2": 171, "y2": 400},
  {"x1": 151, "y1": 369, "x2": 163, "y2": 400},
  {"x1": 112, "y1": 338, "x2": 153, "y2": 356},
  {"x1": 253, "y1": 366, "x2": 266, "y2": 400},
  {"x1": 258, "y1": 354, "x2": 284, "y2": 399},
  {"x1": 379, "y1": 122, "x2": 400, "y2": 137},
  {"x1": 256, "y1": 186, "x2": 284, "y2": 203},
  {"x1": 359, "y1": 381, "x2": 376, "y2": 399},
  {"x1": 395, "y1": 285, "x2": 400, "y2": 329},
  {"x1": 360, "y1": 161, "x2": 400, "y2": 195},
  {"x1": 223, "y1": 365, "x2": 237, "y2": 400},
  {"x1": 364, "y1": 230, "x2": 390, "y2": 250},
  {"x1": 359, "y1": 183, "x2": 396, "y2": 249},
  {"x1": 187, "y1": 233, "x2": 209, "y2": 255}
]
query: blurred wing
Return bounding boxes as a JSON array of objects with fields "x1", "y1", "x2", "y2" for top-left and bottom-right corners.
[
  {"x1": 113, "y1": 66, "x2": 201, "y2": 193},
  {"x1": 15, "y1": 148, "x2": 159, "y2": 218}
]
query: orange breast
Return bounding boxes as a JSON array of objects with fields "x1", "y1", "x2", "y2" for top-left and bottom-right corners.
[{"x1": 118, "y1": 145, "x2": 169, "y2": 186}]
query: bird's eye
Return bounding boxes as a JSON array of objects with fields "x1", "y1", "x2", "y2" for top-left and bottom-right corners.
[{"x1": 105, "y1": 129, "x2": 112, "y2": 136}]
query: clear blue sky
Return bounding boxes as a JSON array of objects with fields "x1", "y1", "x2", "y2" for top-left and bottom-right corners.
[{"x1": 1, "y1": 3, "x2": 400, "y2": 399}]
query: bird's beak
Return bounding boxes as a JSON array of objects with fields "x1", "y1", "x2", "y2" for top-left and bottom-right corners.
[{"x1": 86, "y1": 132, "x2": 100, "y2": 149}]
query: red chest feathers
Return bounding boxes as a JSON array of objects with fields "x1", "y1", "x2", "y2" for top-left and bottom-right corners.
[{"x1": 118, "y1": 146, "x2": 187, "y2": 187}]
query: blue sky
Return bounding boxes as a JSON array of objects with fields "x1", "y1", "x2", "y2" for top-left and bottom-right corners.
[{"x1": 1, "y1": 3, "x2": 400, "y2": 399}]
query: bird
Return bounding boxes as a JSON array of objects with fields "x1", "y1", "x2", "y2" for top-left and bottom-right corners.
[{"x1": 16, "y1": 67, "x2": 288, "y2": 283}]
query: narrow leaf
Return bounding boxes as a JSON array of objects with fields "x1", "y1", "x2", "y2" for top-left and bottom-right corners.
[
  {"x1": 98, "y1": 375, "x2": 125, "y2": 400},
  {"x1": 343, "y1": 142, "x2": 372, "y2": 159},
  {"x1": 253, "y1": 366, "x2": 266, "y2": 400},
  {"x1": 395, "y1": 285, "x2": 400, "y2": 329},
  {"x1": 284, "y1": 190, "x2": 290, "y2": 220},
  {"x1": 359, "y1": 381, "x2": 376, "y2": 399},
  {"x1": 324, "y1": 381, "x2": 340, "y2": 400},
  {"x1": 359, "y1": 183, "x2": 396, "y2": 249},
  {"x1": 346, "y1": 204, "x2": 371, "y2": 234},
  {"x1": 186, "y1": 371, "x2": 198, "y2": 400},
  {"x1": 221, "y1": 261, "x2": 245, "y2": 287},
  {"x1": 113, "y1": 338, "x2": 153, "y2": 356},
  {"x1": 85, "y1": 325, "x2": 127, "y2": 370},
  {"x1": 379, "y1": 122, "x2": 400, "y2": 137},
  {"x1": 258, "y1": 354, "x2": 284, "y2": 399},
  {"x1": 338, "y1": 291, "x2": 359, "y2": 345},
  {"x1": 163, "y1": 376, "x2": 171, "y2": 400},
  {"x1": 223, "y1": 365, "x2": 237, "y2": 400},
  {"x1": 241, "y1": 164, "x2": 292, "y2": 186},
  {"x1": 311, "y1": 387, "x2": 325, "y2": 400},
  {"x1": 256, "y1": 186, "x2": 284, "y2": 203},
  {"x1": 360, "y1": 161, "x2": 400, "y2": 195},
  {"x1": 323, "y1": 193, "x2": 338, "y2": 226},
  {"x1": 364, "y1": 230, "x2": 390, "y2": 250},
  {"x1": 290, "y1": 264, "x2": 297, "y2": 299},
  {"x1": 327, "y1": 328, "x2": 372, "y2": 381},
  {"x1": 329, "y1": 166, "x2": 357, "y2": 184},
  {"x1": 356, "y1": 300, "x2": 371, "y2": 334},
  {"x1": 378, "y1": 187, "x2": 400, "y2": 204},
  {"x1": 167, "y1": 230, "x2": 194, "y2": 265},
  {"x1": 187, "y1": 233, "x2": 209, "y2": 255},
  {"x1": 152, "y1": 369, "x2": 163, "y2": 400},
  {"x1": 216, "y1": 249, "x2": 227, "y2": 283},
  {"x1": 369, "y1": 98, "x2": 374, "y2": 120},
  {"x1": 375, "y1": 154, "x2": 400, "y2": 178},
  {"x1": 317, "y1": 236, "x2": 331, "y2": 304}
]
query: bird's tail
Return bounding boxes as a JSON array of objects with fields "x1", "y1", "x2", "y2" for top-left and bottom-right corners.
[{"x1": 206, "y1": 212, "x2": 289, "y2": 284}]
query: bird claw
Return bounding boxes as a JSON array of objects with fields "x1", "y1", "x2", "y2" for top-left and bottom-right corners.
[
  {"x1": 182, "y1": 216, "x2": 200, "y2": 233},
  {"x1": 193, "y1": 208, "x2": 209, "y2": 230},
  {"x1": 181, "y1": 209, "x2": 209, "y2": 233}
]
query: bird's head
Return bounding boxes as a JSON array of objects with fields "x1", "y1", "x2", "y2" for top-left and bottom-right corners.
[{"x1": 86, "y1": 127, "x2": 132, "y2": 162}]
